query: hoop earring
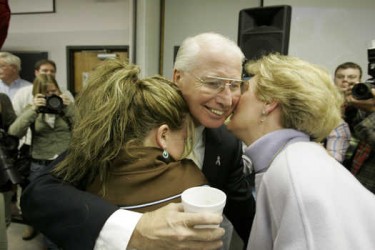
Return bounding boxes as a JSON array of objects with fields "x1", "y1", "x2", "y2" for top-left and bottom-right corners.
[{"x1": 162, "y1": 150, "x2": 169, "y2": 159}]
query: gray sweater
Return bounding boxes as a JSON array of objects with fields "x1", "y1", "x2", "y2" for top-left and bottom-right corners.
[{"x1": 9, "y1": 104, "x2": 74, "y2": 160}]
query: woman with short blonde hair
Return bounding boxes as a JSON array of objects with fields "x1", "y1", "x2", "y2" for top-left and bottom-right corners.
[{"x1": 227, "y1": 53, "x2": 375, "y2": 250}]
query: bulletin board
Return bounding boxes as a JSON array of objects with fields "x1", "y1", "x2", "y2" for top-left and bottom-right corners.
[{"x1": 9, "y1": 0, "x2": 55, "y2": 15}]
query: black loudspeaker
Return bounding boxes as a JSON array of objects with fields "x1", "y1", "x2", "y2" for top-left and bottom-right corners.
[{"x1": 238, "y1": 5, "x2": 292, "y2": 61}]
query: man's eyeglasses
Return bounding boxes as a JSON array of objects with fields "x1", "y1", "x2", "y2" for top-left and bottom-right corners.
[{"x1": 191, "y1": 74, "x2": 244, "y2": 94}]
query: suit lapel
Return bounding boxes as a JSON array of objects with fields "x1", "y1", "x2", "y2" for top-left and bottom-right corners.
[{"x1": 202, "y1": 127, "x2": 224, "y2": 180}]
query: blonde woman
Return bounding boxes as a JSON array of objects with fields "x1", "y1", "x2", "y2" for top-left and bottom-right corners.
[
  {"x1": 227, "y1": 54, "x2": 375, "y2": 250},
  {"x1": 8, "y1": 74, "x2": 74, "y2": 247}
]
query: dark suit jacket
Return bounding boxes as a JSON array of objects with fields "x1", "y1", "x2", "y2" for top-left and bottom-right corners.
[{"x1": 21, "y1": 125, "x2": 255, "y2": 249}]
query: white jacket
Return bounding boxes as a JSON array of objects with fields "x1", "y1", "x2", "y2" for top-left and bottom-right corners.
[{"x1": 249, "y1": 141, "x2": 375, "y2": 250}]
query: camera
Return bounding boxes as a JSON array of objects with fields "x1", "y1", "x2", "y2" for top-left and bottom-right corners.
[
  {"x1": 38, "y1": 94, "x2": 64, "y2": 114},
  {"x1": 352, "y1": 48, "x2": 375, "y2": 100},
  {"x1": 351, "y1": 80, "x2": 374, "y2": 100}
]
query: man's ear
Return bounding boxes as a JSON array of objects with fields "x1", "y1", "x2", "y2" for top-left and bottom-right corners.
[
  {"x1": 173, "y1": 69, "x2": 181, "y2": 84},
  {"x1": 155, "y1": 124, "x2": 170, "y2": 149}
]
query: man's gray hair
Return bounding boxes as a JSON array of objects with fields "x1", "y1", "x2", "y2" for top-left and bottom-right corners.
[
  {"x1": 0, "y1": 52, "x2": 21, "y2": 72},
  {"x1": 174, "y1": 32, "x2": 245, "y2": 72}
]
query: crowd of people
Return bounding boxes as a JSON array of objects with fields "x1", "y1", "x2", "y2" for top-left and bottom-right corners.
[
  {"x1": 0, "y1": 3, "x2": 374, "y2": 249},
  {"x1": 0, "y1": 53, "x2": 75, "y2": 249}
]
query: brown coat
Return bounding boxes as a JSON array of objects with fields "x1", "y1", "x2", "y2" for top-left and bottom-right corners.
[{"x1": 86, "y1": 147, "x2": 207, "y2": 213}]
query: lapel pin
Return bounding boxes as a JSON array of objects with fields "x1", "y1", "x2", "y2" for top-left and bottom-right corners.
[{"x1": 216, "y1": 156, "x2": 221, "y2": 166}]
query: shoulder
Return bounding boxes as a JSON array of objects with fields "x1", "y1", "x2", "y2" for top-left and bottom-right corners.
[
  {"x1": 13, "y1": 85, "x2": 32, "y2": 98},
  {"x1": 17, "y1": 84, "x2": 33, "y2": 93},
  {"x1": 275, "y1": 142, "x2": 331, "y2": 171},
  {"x1": 265, "y1": 142, "x2": 346, "y2": 194},
  {"x1": 18, "y1": 79, "x2": 32, "y2": 87}
]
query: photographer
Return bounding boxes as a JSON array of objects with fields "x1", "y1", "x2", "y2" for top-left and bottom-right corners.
[
  {"x1": 334, "y1": 61, "x2": 375, "y2": 194},
  {"x1": 8, "y1": 74, "x2": 74, "y2": 250},
  {"x1": 0, "y1": 92, "x2": 17, "y2": 250}
]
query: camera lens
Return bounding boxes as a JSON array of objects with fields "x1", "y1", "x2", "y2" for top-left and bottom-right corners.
[
  {"x1": 47, "y1": 95, "x2": 63, "y2": 109},
  {"x1": 352, "y1": 83, "x2": 374, "y2": 100}
]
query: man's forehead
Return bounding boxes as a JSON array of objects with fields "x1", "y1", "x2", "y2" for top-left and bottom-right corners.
[
  {"x1": 40, "y1": 64, "x2": 55, "y2": 70},
  {"x1": 336, "y1": 68, "x2": 360, "y2": 75},
  {"x1": 191, "y1": 62, "x2": 242, "y2": 77}
]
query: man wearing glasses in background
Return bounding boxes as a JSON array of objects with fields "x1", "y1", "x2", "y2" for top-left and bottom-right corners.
[{"x1": 21, "y1": 32, "x2": 255, "y2": 250}]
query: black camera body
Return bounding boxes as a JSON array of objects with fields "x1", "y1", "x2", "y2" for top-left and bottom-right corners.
[
  {"x1": 38, "y1": 94, "x2": 64, "y2": 114},
  {"x1": 352, "y1": 48, "x2": 375, "y2": 100},
  {"x1": 351, "y1": 80, "x2": 375, "y2": 100}
]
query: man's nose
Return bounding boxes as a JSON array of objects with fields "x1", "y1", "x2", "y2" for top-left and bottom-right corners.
[{"x1": 216, "y1": 86, "x2": 233, "y2": 108}]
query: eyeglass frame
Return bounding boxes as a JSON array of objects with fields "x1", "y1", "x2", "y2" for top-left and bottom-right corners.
[{"x1": 186, "y1": 72, "x2": 246, "y2": 94}]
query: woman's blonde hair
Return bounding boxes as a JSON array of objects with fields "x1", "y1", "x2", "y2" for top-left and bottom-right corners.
[
  {"x1": 53, "y1": 59, "x2": 193, "y2": 185},
  {"x1": 32, "y1": 74, "x2": 61, "y2": 96},
  {"x1": 246, "y1": 53, "x2": 343, "y2": 142}
]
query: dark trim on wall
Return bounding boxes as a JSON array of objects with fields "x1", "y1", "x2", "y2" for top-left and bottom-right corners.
[
  {"x1": 132, "y1": 0, "x2": 137, "y2": 63},
  {"x1": 159, "y1": 0, "x2": 165, "y2": 75}
]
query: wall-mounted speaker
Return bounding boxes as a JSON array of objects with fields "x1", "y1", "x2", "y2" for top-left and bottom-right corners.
[{"x1": 238, "y1": 5, "x2": 292, "y2": 61}]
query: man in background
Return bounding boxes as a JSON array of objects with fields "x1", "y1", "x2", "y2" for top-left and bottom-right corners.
[
  {"x1": 335, "y1": 62, "x2": 375, "y2": 194},
  {"x1": 324, "y1": 62, "x2": 359, "y2": 163},
  {"x1": 0, "y1": 52, "x2": 32, "y2": 101},
  {"x1": 12, "y1": 58, "x2": 74, "y2": 115},
  {"x1": 333, "y1": 62, "x2": 363, "y2": 165}
]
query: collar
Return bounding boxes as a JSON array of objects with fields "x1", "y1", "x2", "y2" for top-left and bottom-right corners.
[
  {"x1": 243, "y1": 129, "x2": 310, "y2": 174},
  {"x1": 194, "y1": 125, "x2": 205, "y2": 144}
]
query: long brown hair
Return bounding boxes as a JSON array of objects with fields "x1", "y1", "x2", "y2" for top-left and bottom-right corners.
[
  {"x1": 53, "y1": 59, "x2": 193, "y2": 187},
  {"x1": 32, "y1": 74, "x2": 61, "y2": 96}
]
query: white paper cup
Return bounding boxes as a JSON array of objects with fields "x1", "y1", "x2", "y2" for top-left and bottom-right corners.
[{"x1": 181, "y1": 186, "x2": 227, "y2": 227}]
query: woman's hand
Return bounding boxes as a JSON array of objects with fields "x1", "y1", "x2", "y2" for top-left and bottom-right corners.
[
  {"x1": 32, "y1": 93, "x2": 46, "y2": 110},
  {"x1": 60, "y1": 94, "x2": 72, "y2": 106},
  {"x1": 128, "y1": 203, "x2": 225, "y2": 250}
]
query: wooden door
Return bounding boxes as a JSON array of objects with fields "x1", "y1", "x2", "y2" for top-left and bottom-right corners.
[{"x1": 67, "y1": 46, "x2": 128, "y2": 96}]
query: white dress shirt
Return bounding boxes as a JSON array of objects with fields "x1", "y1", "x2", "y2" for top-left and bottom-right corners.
[{"x1": 0, "y1": 78, "x2": 31, "y2": 100}]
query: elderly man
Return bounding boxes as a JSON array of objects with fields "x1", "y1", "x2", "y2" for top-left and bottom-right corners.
[{"x1": 0, "y1": 52, "x2": 32, "y2": 100}]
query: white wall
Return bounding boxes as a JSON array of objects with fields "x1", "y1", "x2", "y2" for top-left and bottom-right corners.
[
  {"x1": 162, "y1": 0, "x2": 259, "y2": 78},
  {"x1": 3, "y1": 0, "x2": 375, "y2": 90},
  {"x1": 265, "y1": 0, "x2": 375, "y2": 79},
  {"x1": 3, "y1": 0, "x2": 131, "y2": 90},
  {"x1": 135, "y1": 0, "x2": 160, "y2": 78}
]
